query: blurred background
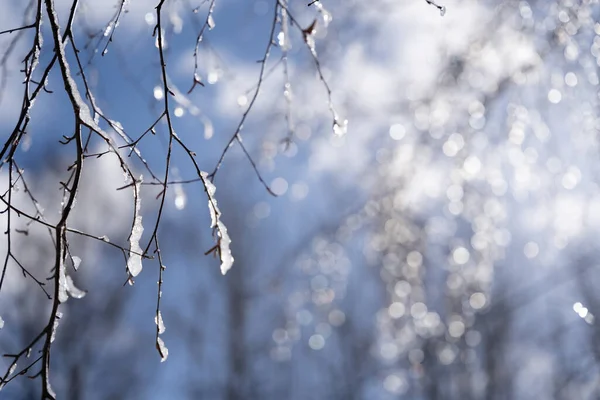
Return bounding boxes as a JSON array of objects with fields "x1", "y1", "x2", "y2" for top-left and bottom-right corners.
[{"x1": 1, "y1": 0, "x2": 600, "y2": 398}]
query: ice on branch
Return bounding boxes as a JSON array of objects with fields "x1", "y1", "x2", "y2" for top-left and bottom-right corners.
[
  {"x1": 58, "y1": 261, "x2": 69, "y2": 303},
  {"x1": 126, "y1": 179, "x2": 144, "y2": 278},
  {"x1": 47, "y1": 1, "x2": 101, "y2": 131},
  {"x1": 65, "y1": 275, "x2": 86, "y2": 299},
  {"x1": 303, "y1": 19, "x2": 318, "y2": 56},
  {"x1": 200, "y1": 172, "x2": 234, "y2": 275},
  {"x1": 59, "y1": 263, "x2": 86, "y2": 302},
  {"x1": 333, "y1": 118, "x2": 348, "y2": 137},
  {"x1": 156, "y1": 337, "x2": 169, "y2": 362},
  {"x1": 155, "y1": 311, "x2": 166, "y2": 334},
  {"x1": 50, "y1": 312, "x2": 62, "y2": 343},
  {"x1": 72, "y1": 256, "x2": 82, "y2": 271},
  {"x1": 313, "y1": 1, "x2": 332, "y2": 27}
]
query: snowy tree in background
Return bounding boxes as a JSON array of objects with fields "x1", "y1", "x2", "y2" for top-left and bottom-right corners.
[{"x1": 265, "y1": 0, "x2": 600, "y2": 399}]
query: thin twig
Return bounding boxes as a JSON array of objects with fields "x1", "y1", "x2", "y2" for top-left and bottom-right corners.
[{"x1": 208, "y1": 1, "x2": 280, "y2": 190}]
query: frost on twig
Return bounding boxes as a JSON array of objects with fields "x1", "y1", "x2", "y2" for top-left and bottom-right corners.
[
  {"x1": 200, "y1": 172, "x2": 234, "y2": 275},
  {"x1": 58, "y1": 260, "x2": 69, "y2": 303},
  {"x1": 156, "y1": 337, "x2": 168, "y2": 362},
  {"x1": 46, "y1": 1, "x2": 98, "y2": 131},
  {"x1": 58, "y1": 268, "x2": 86, "y2": 303},
  {"x1": 154, "y1": 244, "x2": 167, "y2": 362},
  {"x1": 71, "y1": 256, "x2": 82, "y2": 271},
  {"x1": 155, "y1": 311, "x2": 165, "y2": 334},
  {"x1": 155, "y1": 310, "x2": 168, "y2": 362}
]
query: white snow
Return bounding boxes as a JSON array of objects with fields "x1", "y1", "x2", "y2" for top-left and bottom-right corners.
[
  {"x1": 200, "y1": 172, "x2": 234, "y2": 275},
  {"x1": 126, "y1": 179, "x2": 144, "y2": 278}
]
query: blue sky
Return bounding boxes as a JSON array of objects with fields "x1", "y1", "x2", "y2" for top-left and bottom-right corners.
[{"x1": 2, "y1": 0, "x2": 600, "y2": 399}]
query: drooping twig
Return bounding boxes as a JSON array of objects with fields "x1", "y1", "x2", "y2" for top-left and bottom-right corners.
[
  {"x1": 142, "y1": 0, "x2": 176, "y2": 257},
  {"x1": 208, "y1": 2, "x2": 281, "y2": 188},
  {"x1": 154, "y1": 237, "x2": 168, "y2": 361},
  {"x1": 279, "y1": 1, "x2": 347, "y2": 136},
  {"x1": 40, "y1": 1, "x2": 87, "y2": 397},
  {"x1": 188, "y1": 0, "x2": 216, "y2": 93}
]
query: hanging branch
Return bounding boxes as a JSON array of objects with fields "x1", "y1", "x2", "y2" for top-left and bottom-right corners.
[
  {"x1": 142, "y1": 0, "x2": 176, "y2": 258},
  {"x1": 0, "y1": 0, "x2": 351, "y2": 394},
  {"x1": 154, "y1": 237, "x2": 168, "y2": 361},
  {"x1": 207, "y1": 1, "x2": 281, "y2": 193},
  {"x1": 188, "y1": 0, "x2": 216, "y2": 93},
  {"x1": 40, "y1": 0, "x2": 87, "y2": 397},
  {"x1": 279, "y1": 0, "x2": 347, "y2": 136}
]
